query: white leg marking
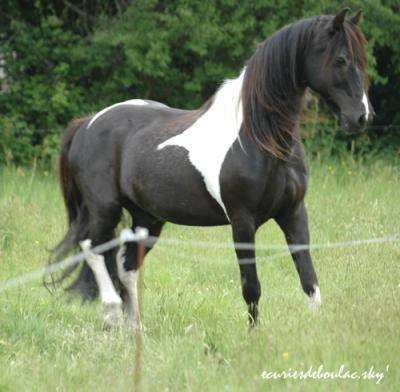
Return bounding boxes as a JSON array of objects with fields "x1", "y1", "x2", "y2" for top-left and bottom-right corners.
[
  {"x1": 157, "y1": 69, "x2": 246, "y2": 219},
  {"x1": 308, "y1": 285, "x2": 322, "y2": 310},
  {"x1": 362, "y1": 92, "x2": 370, "y2": 120},
  {"x1": 116, "y1": 246, "x2": 142, "y2": 330},
  {"x1": 80, "y1": 239, "x2": 122, "y2": 326},
  {"x1": 87, "y1": 99, "x2": 149, "y2": 129}
]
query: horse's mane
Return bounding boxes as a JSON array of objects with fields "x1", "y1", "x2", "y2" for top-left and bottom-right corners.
[{"x1": 242, "y1": 15, "x2": 367, "y2": 159}]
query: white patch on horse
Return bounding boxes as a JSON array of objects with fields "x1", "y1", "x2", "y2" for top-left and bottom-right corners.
[
  {"x1": 157, "y1": 70, "x2": 245, "y2": 218},
  {"x1": 80, "y1": 239, "x2": 122, "y2": 327},
  {"x1": 362, "y1": 92, "x2": 370, "y2": 120},
  {"x1": 308, "y1": 285, "x2": 321, "y2": 310},
  {"x1": 116, "y1": 245, "x2": 141, "y2": 330},
  {"x1": 87, "y1": 99, "x2": 149, "y2": 129}
]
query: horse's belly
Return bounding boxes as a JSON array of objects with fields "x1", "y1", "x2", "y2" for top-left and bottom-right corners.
[{"x1": 121, "y1": 145, "x2": 230, "y2": 226}]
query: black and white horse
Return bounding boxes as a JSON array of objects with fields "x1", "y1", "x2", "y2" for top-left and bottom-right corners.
[{"x1": 52, "y1": 9, "x2": 372, "y2": 328}]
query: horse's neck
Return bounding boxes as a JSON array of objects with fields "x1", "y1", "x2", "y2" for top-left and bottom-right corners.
[
  {"x1": 201, "y1": 68, "x2": 306, "y2": 162},
  {"x1": 212, "y1": 69, "x2": 246, "y2": 123}
]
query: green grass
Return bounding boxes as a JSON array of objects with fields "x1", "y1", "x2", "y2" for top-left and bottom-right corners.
[{"x1": 0, "y1": 159, "x2": 399, "y2": 391}]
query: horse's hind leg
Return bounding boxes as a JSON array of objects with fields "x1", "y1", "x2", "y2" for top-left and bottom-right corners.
[
  {"x1": 80, "y1": 205, "x2": 123, "y2": 328},
  {"x1": 276, "y1": 202, "x2": 321, "y2": 309},
  {"x1": 80, "y1": 239, "x2": 122, "y2": 327},
  {"x1": 116, "y1": 208, "x2": 165, "y2": 329}
]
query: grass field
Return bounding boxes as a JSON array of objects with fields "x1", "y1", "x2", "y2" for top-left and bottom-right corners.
[{"x1": 0, "y1": 158, "x2": 399, "y2": 391}]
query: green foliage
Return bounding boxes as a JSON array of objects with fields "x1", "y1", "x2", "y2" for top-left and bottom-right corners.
[
  {"x1": 0, "y1": 1, "x2": 399, "y2": 167},
  {"x1": 0, "y1": 114, "x2": 36, "y2": 166}
]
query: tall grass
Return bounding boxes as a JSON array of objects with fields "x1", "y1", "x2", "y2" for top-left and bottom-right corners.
[{"x1": 0, "y1": 159, "x2": 399, "y2": 391}]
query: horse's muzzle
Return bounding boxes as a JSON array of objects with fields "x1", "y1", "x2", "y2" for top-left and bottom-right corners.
[{"x1": 339, "y1": 111, "x2": 370, "y2": 134}]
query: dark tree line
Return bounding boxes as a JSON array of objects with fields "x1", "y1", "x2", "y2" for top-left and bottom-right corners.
[{"x1": 1, "y1": 0, "x2": 399, "y2": 165}]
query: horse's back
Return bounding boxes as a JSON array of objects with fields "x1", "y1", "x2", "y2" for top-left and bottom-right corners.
[{"x1": 69, "y1": 100, "x2": 191, "y2": 163}]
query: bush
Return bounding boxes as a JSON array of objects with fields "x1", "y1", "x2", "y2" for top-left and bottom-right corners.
[
  {"x1": 1, "y1": 1, "x2": 399, "y2": 167},
  {"x1": 0, "y1": 115, "x2": 36, "y2": 166}
]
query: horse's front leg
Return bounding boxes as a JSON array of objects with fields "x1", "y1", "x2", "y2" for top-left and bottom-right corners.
[
  {"x1": 231, "y1": 213, "x2": 261, "y2": 326},
  {"x1": 276, "y1": 202, "x2": 321, "y2": 309}
]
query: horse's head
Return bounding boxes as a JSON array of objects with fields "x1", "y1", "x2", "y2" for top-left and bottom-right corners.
[{"x1": 305, "y1": 8, "x2": 373, "y2": 134}]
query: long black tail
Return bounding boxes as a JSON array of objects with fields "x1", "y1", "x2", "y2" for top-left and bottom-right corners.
[{"x1": 46, "y1": 117, "x2": 99, "y2": 300}]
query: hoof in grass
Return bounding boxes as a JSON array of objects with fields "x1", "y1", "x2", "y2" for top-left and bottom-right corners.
[
  {"x1": 102, "y1": 302, "x2": 123, "y2": 330},
  {"x1": 308, "y1": 285, "x2": 322, "y2": 311}
]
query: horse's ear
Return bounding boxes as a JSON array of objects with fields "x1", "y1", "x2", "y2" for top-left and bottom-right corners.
[
  {"x1": 332, "y1": 7, "x2": 350, "y2": 31},
  {"x1": 351, "y1": 9, "x2": 363, "y2": 25}
]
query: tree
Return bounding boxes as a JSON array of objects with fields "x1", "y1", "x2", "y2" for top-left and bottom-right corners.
[{"x1": 1, "y1": 0, "x2": 399, "y2": 166}]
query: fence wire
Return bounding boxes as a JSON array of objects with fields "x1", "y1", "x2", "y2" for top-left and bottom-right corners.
[{"x1": 0, "y1": 229, "x2": 398, "y2": 293}]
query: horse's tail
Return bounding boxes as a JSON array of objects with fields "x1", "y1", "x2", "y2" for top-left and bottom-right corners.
[
  {"x1": 46, "y1": 117, "x2": 98, "y2": 300},
  {"x1": 59, "y1": 118, "x2": 86, "y2": 227}
]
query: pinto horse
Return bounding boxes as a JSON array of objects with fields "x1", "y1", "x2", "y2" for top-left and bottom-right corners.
[{"x1": 52, "y1": 9, "x2": 372, "y2": 328}]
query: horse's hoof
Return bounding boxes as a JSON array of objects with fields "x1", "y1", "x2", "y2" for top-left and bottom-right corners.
[
  {"x1": 125, "y1": 316, "x2": 143, "y2": 332},
  {"x1": 248, "y1": 303, "x2": 259, "y2": 327},
  {"x1": 308, "y1": 285, "x2": 322, "y2": 310},
  {"x1": 248, "y1": 317, "x2": 259, "y2": 330},
  {"x1": 102, "y1": 302, "x2": 123, "y2": 329}
]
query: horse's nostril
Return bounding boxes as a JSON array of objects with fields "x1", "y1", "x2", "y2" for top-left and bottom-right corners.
[{"x1": 358, "y1": 114, "x2": 367, "y2": 126}]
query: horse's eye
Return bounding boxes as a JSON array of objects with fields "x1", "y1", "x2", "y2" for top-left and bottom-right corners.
[{"x1": 335, "y1": 56, "x2": 347, "y2": 66}]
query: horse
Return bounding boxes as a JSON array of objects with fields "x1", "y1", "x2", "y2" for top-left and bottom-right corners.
[{"x1": 51, "y1": 8, "x2": 372, "y2": 329}]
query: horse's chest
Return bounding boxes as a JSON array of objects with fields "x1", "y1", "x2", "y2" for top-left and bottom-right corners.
[
  {"x1": 283, "y1": 167, "x2": 308, "y2": 209},
  {"x1": 253, "y1": 164, "x2": 308, "y2": 223}
]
